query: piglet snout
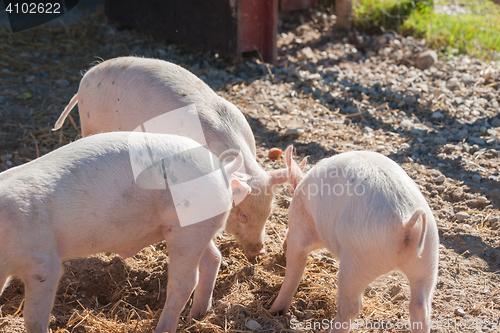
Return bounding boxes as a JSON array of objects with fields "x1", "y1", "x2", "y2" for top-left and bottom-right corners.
[{"x1": 245, "y1": 245, "x2": 265, "y2": 259}]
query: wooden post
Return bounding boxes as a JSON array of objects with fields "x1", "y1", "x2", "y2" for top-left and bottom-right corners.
[{"x1": 335, "y1": 0, "x2": 352, "y2": 30}]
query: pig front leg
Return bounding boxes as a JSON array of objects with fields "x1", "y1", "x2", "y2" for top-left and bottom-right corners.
[
  {"x1": 190, "y1": 240, "x2": 221, "y2": 319},
  {"x1": 21, "y1": 254, "x2": 62, "y2": 333},
  {"x1": 154, "y1": 223, "x2": 219, "y2": 333},
  {"x1": 270, "y1": 224, "x2": 322, "y2": 315},
  {"x1": 0, "y1": 269, "x2": 9, "y2": 295},
  {"x1": 269, "y1": 239, "x2": 309, "y2": 315}
]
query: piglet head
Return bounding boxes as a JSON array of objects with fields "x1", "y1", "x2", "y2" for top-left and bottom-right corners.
[
  {"x1": 222, "y1": 146, "x2": 306, "y2": 260},
  {"x1": 221, "y1": 149, "x2": 268, "y2": 259}
]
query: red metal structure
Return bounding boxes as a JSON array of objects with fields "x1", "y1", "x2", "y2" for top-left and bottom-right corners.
[
  {"x1": 241, "y1": 0, "x2": 279, "y2": 63},
  {"x1": 104, "y1": 0, "x2": 317, "y2": 65}
]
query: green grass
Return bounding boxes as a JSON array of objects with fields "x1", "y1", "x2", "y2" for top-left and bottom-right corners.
[
  {"x1": 353, "y1": 0, "x2": 500, "y2": 60},
  {"x1": 353, "y1": 0, "x2": 420, "y2": 33}
]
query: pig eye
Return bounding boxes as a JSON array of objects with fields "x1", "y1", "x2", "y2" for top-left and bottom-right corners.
[{"x1": 238, "y1": 211, "x2": 248, "y2": 223}]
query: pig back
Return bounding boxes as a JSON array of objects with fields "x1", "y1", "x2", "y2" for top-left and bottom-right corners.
[
  {"x1": 299, "y1": 151, "x2": 431, "y2": 254},
  {"x1": 0, "y1": 132, "x2": 232, "y2": 259},
  {"x1": 78, "y1": 57, "x2": 256, "y2": 158}
]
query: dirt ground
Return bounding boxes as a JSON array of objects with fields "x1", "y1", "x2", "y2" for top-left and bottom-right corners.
[{"x1": 0, "y1": 4, "x2": 499, "y2": 333}]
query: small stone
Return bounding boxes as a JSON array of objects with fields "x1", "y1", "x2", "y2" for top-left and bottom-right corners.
[
  {"x1": 1, "y1": 154, "x2": 12, "y2": 162},
  {"x1": 454, "y1": 307, "x2": 466, "y2": 317},
  {"x1": 296, "y1": 298, "x2": 307, "y2": 310},
  {"x1": 400, "y1": 119, "x2": 414, "y2": 129},
  {"x1": 431, "y1": 111, "x2": 444, "y2": 120},
  {"x1": 487, "y1": 137, "x2": 497, "y2": 145},
  {"x1": 245, "y1": 319, "x2": 262, "y2": 331},
  {"x1": 446, "y1": 77, "x2": 461, "y2": 90},
  {"x1": 390, "y1": 285, "x2": 402, "y2": 298},
  {"x1": 434, "y1": 136, "x2": 447, "y2": 144},
  {"x1": 25, "y1": 75, "x2": 36, "y2": 83},
  {"x1": 457, "y1": 129, "x2": 468, "y2": 139},
  {"x1": 469, "y1": 137, "x2": 485, "y2": 145},
  {"x1": 487, "y1": 128, "x2": 497, "y2": 136},
  {"x1": 285, "y1": 128, "x2": 304, "y2": 138},
  {"x1": 456, "y1": 212, "x2": 469, "y2": 222},
  {"x1": 472, "y1": 174, "x2": 481, "y2": 183},
  {"x1": 461, "y1": 74, "x2": 475, "y2": 85},
  {"x1": 157, "y1": 48, "x2": 167, "y2": 57},
  {"x1": 0, "y1": 95, "x2": 6, "y2": 104},
  {"x1": 55, "y1": 79, "x2": 70, "y2": 88},
  {"x1": 434, "y1": 175, "x2": 445, "y2": 183},
  {"x1": 435, "y1": 185, "x2": 445, "y2": 192},
  {"x1": 416, "y1": 50, "x2": 437, "y2": 70},
  {"x1": 476, "y1": 196, "x2": 488, "y2": 205},
  {"x1": 345, "y1": 106, "x2": 358, "y2": 114},
  {"x1": 306, "y1": 73, "x2": 322, "y2": 81},
  {"x1": 301, "y1": 47, "x2": 316, "y2": 60},
  {"x1": 490, "y1": 117, "x2": 500, "y2": 127},
  {"x1": 305, "y1": 310, "x2": 314, "y2": 319}
]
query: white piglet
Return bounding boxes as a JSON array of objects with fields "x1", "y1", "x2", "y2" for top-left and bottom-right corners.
[
  {"x1": 271, "y1": 148, "x2": 439, "y2": 333},
  {"x1": 0, "y1": 132, "x2": 251, "y2": 333},
  {"x1": 53, "y1": 56, "x2": 292, "y2": 258}
]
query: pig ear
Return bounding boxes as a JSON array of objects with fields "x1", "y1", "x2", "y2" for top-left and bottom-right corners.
[
  {"x1": 284, "y1": 145, "x2": 305, "y2": 193},
  {"x1": 222, "y1": 150, "x2": 250, "y2": 180},
  {"x1": 231, "y1": 178, "x2": 251, "y2": 206},
  {"x1": 298, "y1": 156, "x2": 308, "y2": 171},
  {"x1": 284, "y1": 145, "x2": 294, "y2": 170}
]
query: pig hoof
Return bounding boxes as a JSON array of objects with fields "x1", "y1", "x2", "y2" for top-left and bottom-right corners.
[
  {"x1": 269, "y1": 307, "x2": 285, "y2": 316},
  {"x1": 189, "y1": 309, "x2": 206, "y2": 320}
]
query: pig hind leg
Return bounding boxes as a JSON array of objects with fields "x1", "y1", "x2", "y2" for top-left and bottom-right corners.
[
  {"x1": 21, "y1": 254, "x2": 62, "y2": 333},
  {"x1": 398, "y1": 258, "x2": 437, "y2": 333},
  {"x1": 331, "y1": 254, "x2": 388, "y2": 333},
  {"x1": 190, "y1": 240, "x2": 221, "y2": 319}
]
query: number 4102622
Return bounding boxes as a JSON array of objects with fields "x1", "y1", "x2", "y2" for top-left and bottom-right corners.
[{"x1": 5, "y1": 2, "x2": 62, "y2": 14}]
